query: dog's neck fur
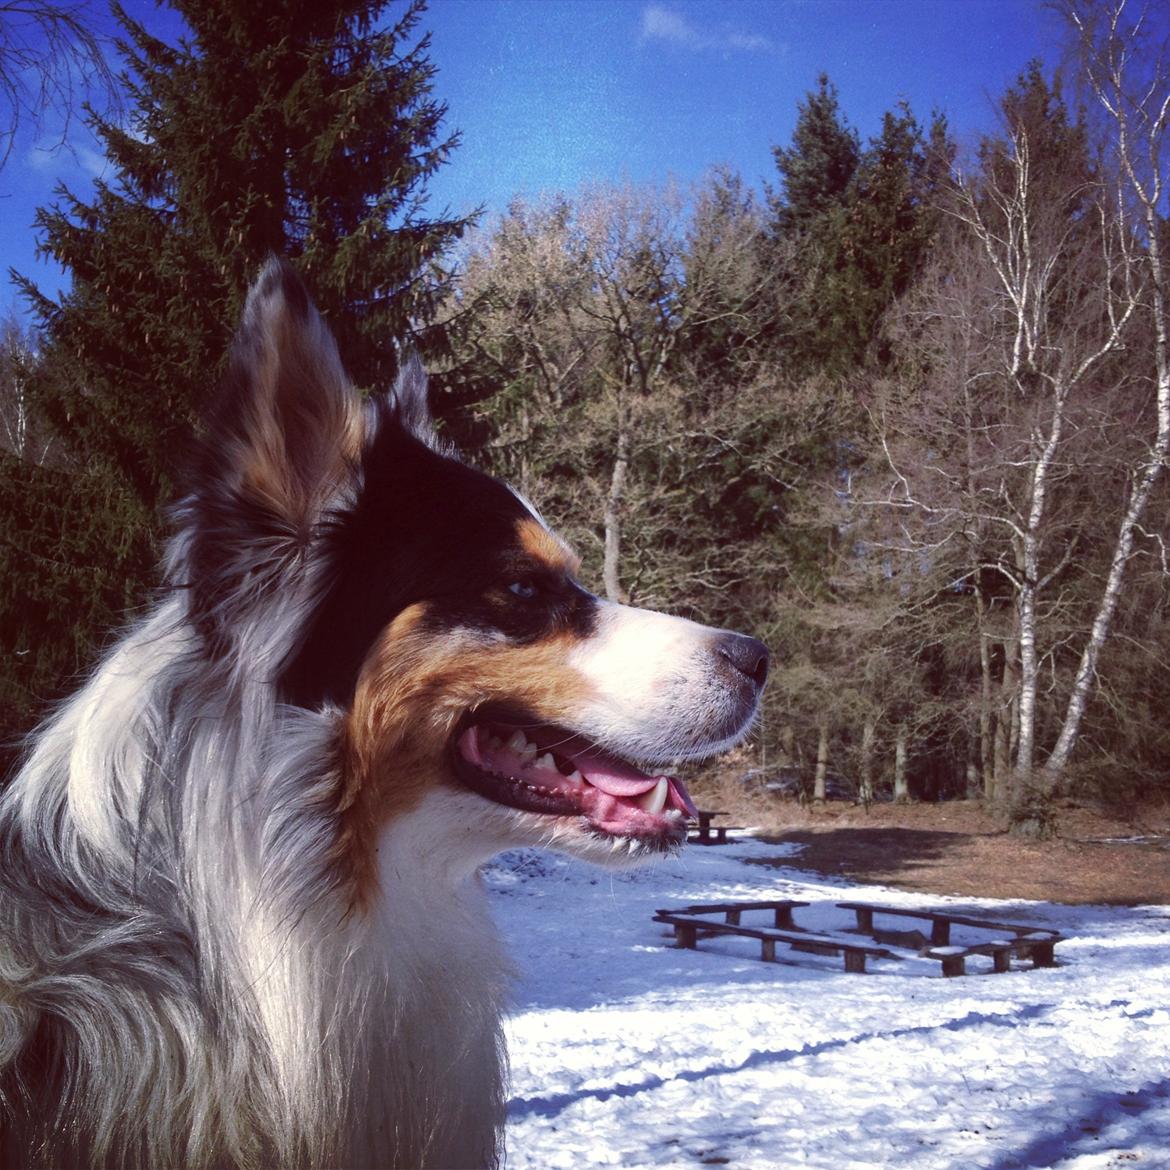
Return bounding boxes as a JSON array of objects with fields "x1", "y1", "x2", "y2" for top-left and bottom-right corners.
[
  {"x1": 360, "y1": 802, "x2": 511, "y2": 1168},
  {"x1": 0, "y1": 604, "x2": 508, "y2": 1170}
]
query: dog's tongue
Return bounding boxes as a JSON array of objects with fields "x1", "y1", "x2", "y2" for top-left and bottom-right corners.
[
  {"x1": 459, "y1": 724, "x2": 698, "y2": 820},
  {"x1": 577, "y1": 752, "x2": 699, "y2": 818},
  {"x1": 572, "y1": 746, "x2": 662, "y2": 796},
  {"x1": 561, "y1": 743, "x2": 697, "y2": 823},
  {"x1": 566, "y1": 746, "x2": 698, "y2": 817}
]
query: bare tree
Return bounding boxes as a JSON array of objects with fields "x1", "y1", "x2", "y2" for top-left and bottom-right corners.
[
  {"x1": 1046, "y1": 0, "x2": 1170, "y2": 777},
  {"x1": 0, "y1": 313, "x2": 52, "y2": 464},
  {"x1": 950, "y1": 124, "x2": 1135, "y2": 789},
  {"x1": 855, "y1": 32, "x2": 1170, "y2": 825},
  {"x1": 454, "y1": 178, "x2": 799, "y2": 605},
  {"x1": 0, "y1": 1, "x2": 118, "y2": 169},
  {"x1": 452, "y1": 196, "x2": 598, "y2": 500}
]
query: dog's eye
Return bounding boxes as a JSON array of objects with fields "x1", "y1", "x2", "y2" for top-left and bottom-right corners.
[{"x1": 507, "y1": 578, "x2": 538, "y2": 601}]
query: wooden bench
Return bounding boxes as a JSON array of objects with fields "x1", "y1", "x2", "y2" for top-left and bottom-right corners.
[
  {"x1": 654, "y1": 909, "x2": 896, "y2": 973},
  {"x1": 925, "y1": 942, "x2": 1014, "y2": 977},
  {"x1": 838, "y1": 902, "x2": 1062, "y2": 968},
  {"x1": 664, "y1": 899, "x2": 809, "y2": 929}
]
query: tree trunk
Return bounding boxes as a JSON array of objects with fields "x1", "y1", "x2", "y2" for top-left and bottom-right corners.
[
  {"x1": 602, "y1": 395, "x2": 630, "y2": 603},
  {"x1": 966, "y1": 757, "x2": 981, "y2": 801},
  {"x1": 1015, "y1": 574, "x2": 1038, "y2": 778},
  {"x1": 779, "y1": 724, "x2": 797, "y2": 768},
  {"x1": 992, "y1": 631, "x2": 1018, "y2": 805},
  {"x1": 859, "y1": 718, "x2": 876, "y2": 805},
  {"x1": 893, "y1": 727, "x2": 909, "y2": 803},
  {"x1": 518, "y1": 400, "x2": 532, "y2": 499},
  {"x1": 813, "y1": 721, "x2": 829, "y2": 802},
  {"x1": 975, "y1": 584, "x2": 994, "y2": 796},
  {"x1": 1015, "y1": 385, "x2": 1067, "y2": 784},
  {"x1": 1044, "y1": 205, "x2": 1170, "y2": 779}
]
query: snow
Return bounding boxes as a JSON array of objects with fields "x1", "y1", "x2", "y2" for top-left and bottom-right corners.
[{"x1": 485, "y1": 832, "x2": 1170, "y2": 1169}]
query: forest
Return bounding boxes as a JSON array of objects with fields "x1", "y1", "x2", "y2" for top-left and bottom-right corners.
[{"x1": 1, "y1": 0, "x2": 1168, "y2": 834}]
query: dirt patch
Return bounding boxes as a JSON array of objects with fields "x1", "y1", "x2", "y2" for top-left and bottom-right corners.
[{"x1": 686, "y1": 774, "x2": 1170, "y2": 906}]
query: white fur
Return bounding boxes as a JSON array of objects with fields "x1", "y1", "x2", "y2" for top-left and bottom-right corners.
[
  {"x1": 0, "y1": 604, "x2": 508, "y2": 1170},
  {"x1": 567, "y1": 602, "x2": 754, "y2": 762}
]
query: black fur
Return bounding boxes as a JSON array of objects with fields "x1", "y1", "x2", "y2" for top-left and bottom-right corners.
[{"x1": 282, "y1": 406, "x2": 597, "y2": 709}]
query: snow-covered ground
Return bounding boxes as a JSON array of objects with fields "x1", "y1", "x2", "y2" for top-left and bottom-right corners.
[{"x1": 485, "y1": 833, "x2": 1170, "y2": 1170}]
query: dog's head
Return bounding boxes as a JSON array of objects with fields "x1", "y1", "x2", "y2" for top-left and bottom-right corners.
[{"x1": 181, "y1": 260, "x2": 766, "y2": 877}]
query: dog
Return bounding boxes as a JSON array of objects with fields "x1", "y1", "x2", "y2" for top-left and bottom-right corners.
[{"x1": 0, "y1": 259, "x2": 767, "y2": 1170}]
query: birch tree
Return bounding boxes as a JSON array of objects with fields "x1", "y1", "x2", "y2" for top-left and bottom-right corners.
[
  {"x1": 1045, "y1": 0, "x2": 1170, "y2": 778},
  {"x1": 862, "y1": 62, "x2": 1150, "y2": 825},
  {"x1": 0, "y1": 316, "x2": 52, "y2": 465},
  {"x1": 953, "y1": 125, "x2": 1134, "y2": 788}
]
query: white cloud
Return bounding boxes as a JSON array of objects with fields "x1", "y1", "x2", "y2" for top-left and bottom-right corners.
[
  {"x1": 27, "y1": 138, "x2": 108, "y2": 180},
  {"x1": 641, "y1": 5, "x2": 704, "y2": 48},
  {"x1": 639, "y1": 3, "x2": 774, "y2": 53}
]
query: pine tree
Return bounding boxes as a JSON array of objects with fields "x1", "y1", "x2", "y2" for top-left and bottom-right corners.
[
  {"x1": 981, "y1": 61, "x2": 1093, "y2": 222},
  {"x1": 770, "y1": 74, "x2": 859, "y2": 234},
  {"x1": 1, "y1": 0, "x2": 469, "y2": 751},
  {"x1": 767, "y1": 76, "x2": 949, "y2": 373},
  {"x1": 840, "y1": 103, "x2": 951, "y2": 360}
]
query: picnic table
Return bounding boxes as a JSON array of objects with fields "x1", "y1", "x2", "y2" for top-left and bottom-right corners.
[
  {"x1": 654, "y1": 901, "x2": 894, "y2": 973},
  {"x1": 837, "y1": 901, "x2": 1062, "y2": 975},
  {"x1": 689, "y1": 809, "x2": 741, "y2": 846},
  {"x1": 654, "y1": 899, "x2": 1064, "y2": 977}
]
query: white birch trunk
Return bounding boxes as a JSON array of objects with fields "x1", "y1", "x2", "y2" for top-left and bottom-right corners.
[
  {"x1": 1043, "y1": 0, "x2": 1170, "y2": 780},
  {"x1": 1015, "y1": 386, "x2": 1066, "y2": 779},
  {"x1": 893, "y1": 728, "x2": 909, "y2": 803}
]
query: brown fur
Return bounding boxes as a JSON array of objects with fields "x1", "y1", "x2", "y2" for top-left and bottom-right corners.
[
  {"x1": 237, "y1": 301, "x2": 363, "y2": 528},
  {"x1": 343, "y1": 612, "x2": 597, "y2": 904},
  {"x1": 516, "y1": 517, "x2": 581, "y2": 576}
]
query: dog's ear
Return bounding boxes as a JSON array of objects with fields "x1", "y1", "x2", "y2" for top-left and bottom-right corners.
[
  {"x1": 387, "y1": 348, "x2": 442, "y2": 451},
  {"x1": 206, "y1": 258, "x2": 362, "y2": 525},
  {"x1": 183, "y1": 259, "x2": 363, "y2": 645}
]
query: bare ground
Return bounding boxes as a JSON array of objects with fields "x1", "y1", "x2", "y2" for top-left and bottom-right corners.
[{"x1": 685, "y1": 773, "x2": 1170, "y2": 906}]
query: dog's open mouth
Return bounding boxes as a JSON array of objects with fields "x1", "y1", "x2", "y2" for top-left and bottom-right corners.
[{"x1": 454, "y1": 719, "x2": 698, "y2": 842}]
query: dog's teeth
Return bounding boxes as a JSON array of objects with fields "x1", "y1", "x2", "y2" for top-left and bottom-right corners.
[
  {"x1": 565, "y1": 769, "x2": 585, "y2": 787},
  {"x1": 533, "y1": 753, "x2": 556, "y2": 771},
  {"x1": 638, "y1": 777, "x2": 669, "y2": 815},
  {"x1": 506, "y1": 730, "x2": 529, "y2": 753}
]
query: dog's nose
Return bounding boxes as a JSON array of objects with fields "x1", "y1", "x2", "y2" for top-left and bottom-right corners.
[{"x1": 715, "y1": 633, "x2": 769, "y2": 689}]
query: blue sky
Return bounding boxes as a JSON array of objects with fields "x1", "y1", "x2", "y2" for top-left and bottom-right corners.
[{"x1": 0, "y1": 0, "x2": 1068, "y2": 321}]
